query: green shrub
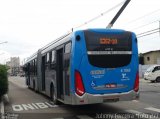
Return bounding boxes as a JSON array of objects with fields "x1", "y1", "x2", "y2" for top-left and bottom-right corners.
[{"x1": 0, "y1": 64, "x2": 8, "y2": 98}]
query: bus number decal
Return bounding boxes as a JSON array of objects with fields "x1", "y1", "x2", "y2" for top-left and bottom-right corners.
[
  {"x1": 90, "y1": 70, "x2": 105, "y2": 79},
  {"x1": 121, "y1": 68, "x2": 131, "y2": 73}
]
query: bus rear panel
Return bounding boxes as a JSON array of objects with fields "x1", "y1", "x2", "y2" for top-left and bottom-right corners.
[{"x1": 71, "y1": 29, "x2": 139, "y2": 105}]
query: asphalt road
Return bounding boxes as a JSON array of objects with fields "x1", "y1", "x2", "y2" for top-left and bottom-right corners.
[{"x1": 3, "y1": 76, "x2": 160, "y2": 119}]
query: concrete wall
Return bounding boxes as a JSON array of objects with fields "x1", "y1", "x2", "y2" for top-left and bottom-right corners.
[
  {"x1": 157, "y1": 58, "x2": 160, "y2": 65},
  {"x1": 143, "y1": 51, "x2": 160, "y2": 65}
]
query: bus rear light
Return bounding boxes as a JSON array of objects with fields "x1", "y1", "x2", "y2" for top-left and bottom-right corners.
[
  {"x1": 75, "y1": 70, "x2": 85, "y2": 96},
  {"x1": 134, "y1": 71, "x2": 139, "y2": 92}
]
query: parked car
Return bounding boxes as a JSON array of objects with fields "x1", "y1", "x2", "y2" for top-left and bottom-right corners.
[
  {"x1": 18, "y1": 72, "x2": 25, "y2": 77},
  {"x1": 20, "y1": 73, "x2": 25, "y2": 77},
  {"x1": 10, "y1": 73, "x2": 17, "y2": 76},
  {"x1": 144, "y1": 65, "x2": 160, "y2": 82}
]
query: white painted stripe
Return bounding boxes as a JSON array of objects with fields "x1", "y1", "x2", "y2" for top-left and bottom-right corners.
[
  {"x1": 77, "y1": 115, "x2": 93, "y2": 119},
  {"x1": 145, "y1": 107, "x2": 160, "y2": 113}
]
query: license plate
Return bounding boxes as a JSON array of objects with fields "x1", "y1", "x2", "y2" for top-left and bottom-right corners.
[{"x1": 105, "y1": 84, "x2": 117, "y2": 88}]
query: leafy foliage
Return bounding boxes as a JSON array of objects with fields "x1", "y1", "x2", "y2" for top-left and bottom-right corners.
[{"x1": 0, "y1": 64, "x2": 8, "y2": 98}]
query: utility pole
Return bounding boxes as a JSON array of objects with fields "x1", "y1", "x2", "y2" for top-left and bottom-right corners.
[{"x1": 107, "y1": 0, "x2": 131, "y2": 28}]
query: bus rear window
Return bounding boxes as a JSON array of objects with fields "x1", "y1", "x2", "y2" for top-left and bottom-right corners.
[{"x1": 84, "y1": 30, "x2": 132, "y2": 68}]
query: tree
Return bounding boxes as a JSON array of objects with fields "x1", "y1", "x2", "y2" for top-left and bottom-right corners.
[{"x1": 0, "y1": 64, "x2": 8, "y2": 98}]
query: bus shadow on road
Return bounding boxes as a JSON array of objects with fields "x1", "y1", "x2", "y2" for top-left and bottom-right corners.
[{"x1": 59, "y1": 103, "x2": 122, "y2": 115}]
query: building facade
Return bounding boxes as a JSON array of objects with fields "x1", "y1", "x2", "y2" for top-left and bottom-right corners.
[
  {"x1": 139, "y1": 50, "x2": 160, "y2": 78},
  {"x1": 6, "y1": 57, "x2": 20, "y2": 75},
  {"x1": 143, "y1": 50, "x2": 160, "y2": 65}
]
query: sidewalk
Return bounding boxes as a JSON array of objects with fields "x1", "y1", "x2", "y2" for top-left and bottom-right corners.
[{"x1": 140, "y1": 78, "x2": 150, "y2": 83}]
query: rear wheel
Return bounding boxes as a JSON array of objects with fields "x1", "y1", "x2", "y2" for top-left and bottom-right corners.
[{"x1": 156, "y1": 77, "x2": 160, "y2": 82}]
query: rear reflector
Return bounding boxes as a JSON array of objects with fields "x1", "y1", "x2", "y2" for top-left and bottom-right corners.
[
  {"x1": 75, "y1": 70, "x2": 85, "y2": 96},
  {"x1": 134, "y1": 71, "x2": 139, "y2": 92}
]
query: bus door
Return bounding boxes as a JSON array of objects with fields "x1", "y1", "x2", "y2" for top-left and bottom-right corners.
[
  {"x1": 64, "y1": 42, "x2": 71, "y2": 97},
  {"x1": 56, "y1": 48, "x2": 64, "y2": 100},
  {"x1": 41, "y1": 56, "x2": 46, "y2": 91}
]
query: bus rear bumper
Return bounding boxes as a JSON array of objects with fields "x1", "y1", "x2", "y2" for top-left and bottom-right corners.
[{"x1": 72, "y1": 90, "x2": 139, "y2": 105}]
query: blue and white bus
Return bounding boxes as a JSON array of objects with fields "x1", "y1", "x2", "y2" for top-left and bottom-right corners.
[{"x1": 24, "y1": 28, "x2": 139, "y2": 105}]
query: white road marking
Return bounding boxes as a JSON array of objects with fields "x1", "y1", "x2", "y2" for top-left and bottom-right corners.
[
  {"x1": 12, "y1": 102, "x2": 58, "y2": 111},
  {"x1": 145, "y1": 107, "x2": 160, "y2": 113},
  {"x1": 77, "y1": 115, "x2": 93, "y2": 119}
]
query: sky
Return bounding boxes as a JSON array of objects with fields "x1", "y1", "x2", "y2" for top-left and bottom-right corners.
[{"x1": 0, "y1": 0, "x2": 160, "y2": 64}]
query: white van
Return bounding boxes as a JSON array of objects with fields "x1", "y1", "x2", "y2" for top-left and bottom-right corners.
[{"x1": 144, "y1": 65, "x2": 160, "y2": 82}]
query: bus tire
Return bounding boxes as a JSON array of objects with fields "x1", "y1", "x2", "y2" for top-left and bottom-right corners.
[{"x1": 50, "y1": 84, "x2": 58, "y2": 104}]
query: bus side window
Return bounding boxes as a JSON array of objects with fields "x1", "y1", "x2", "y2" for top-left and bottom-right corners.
[
  {"x1": 45, "y1": 53, "x2": 50, "y2": 69},
  {"x1": 50, "y1": 50, "x2": 56, "y2": 69},
  {"x1": 31, "y1": 61, "x2": 33, "y2": 75},
  {"x1": 64, "y1": 42, "x2": 71, "y2": 96},
  {"x1": 65, "y1": 42, "x2": 71, "y2": 54},
  {"x1": 47, "y1": 53, "x2": 50, "y2": 63},
  {"x1": 64, "y1": 42, "x2": 71, "y2": 68},
  {"x1": 35, "y1": 59, "x2": 37, "y2": 75},
  {"x1": 33, "y1": 60, "x2": 35, "y2": 75},
  {"x1": 52, "y1": 50, "x2": 55, "y2": 62}
]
